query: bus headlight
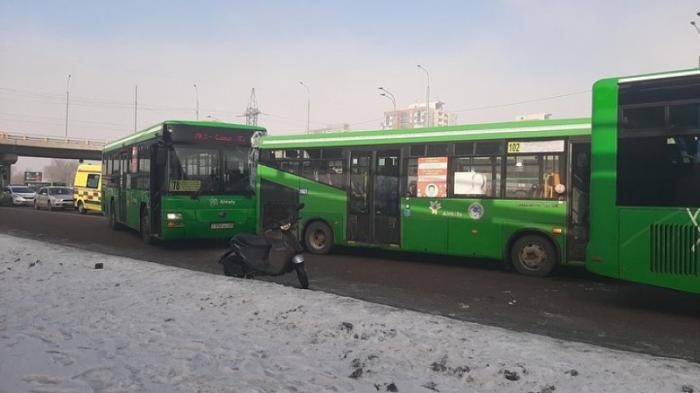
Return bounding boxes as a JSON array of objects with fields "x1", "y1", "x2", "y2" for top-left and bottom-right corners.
[{"x1": 166, "y1": 212, "x2": 184, "y2": 228}]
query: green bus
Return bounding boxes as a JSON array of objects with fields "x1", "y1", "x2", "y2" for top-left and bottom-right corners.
[
  {"x1": 587, "y1": 69, "x2": 700, "y2": 294},
  {"x1": 102, "y1": 120, "x2": 266, "y2": 243},
  {"x1": 256, "y1": 118, "x2": 592, "y2": 277}
]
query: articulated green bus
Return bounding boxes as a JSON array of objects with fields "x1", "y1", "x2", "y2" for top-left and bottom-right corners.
[
  {"x1": 257, "y1": 68, "x2": 700, "y2": 294},
  {"x1": 103, "y1": 120, "x2": 265, "y2": 243},
  {"x1": 587, "y1": 69, "x2": 700, "y2": 294},
  {"x1": 257, "y1": 118, "x2": 591, "y2": 277}
]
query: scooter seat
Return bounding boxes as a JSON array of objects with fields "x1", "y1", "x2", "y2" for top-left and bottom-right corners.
[{"x1": 235, "y1": 234, "x2": 271, "y2": 248}]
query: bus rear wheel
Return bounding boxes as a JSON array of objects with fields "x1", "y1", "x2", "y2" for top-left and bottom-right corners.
[
  {"x1": 510, "y1": 234, "x2": 556, "y2": 277},
  {"x1": 77, "y1": 201, "x2": 87, "y2": 214},
  {"x1": 304, "y1": 221, "x2": 333, "y2": 255}
]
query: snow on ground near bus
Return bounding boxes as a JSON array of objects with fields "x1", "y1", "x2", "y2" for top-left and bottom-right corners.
[{"x1": 0, "y1": 235, "x2": 698, "y2": 393}]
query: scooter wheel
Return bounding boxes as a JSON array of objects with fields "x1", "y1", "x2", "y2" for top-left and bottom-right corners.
[
  {"x1": 221, "y1": 255, "x2": 245, "y2": 278},
  {"x1": 294, "y1": 263, "x2": 309, "y2": 289}
]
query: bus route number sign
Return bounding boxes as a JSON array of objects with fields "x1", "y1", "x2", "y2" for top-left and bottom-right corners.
[{"x1": 507, "y1": 142, "x2": 521, "y2": 153}]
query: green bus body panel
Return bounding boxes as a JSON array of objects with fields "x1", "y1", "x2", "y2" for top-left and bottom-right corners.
[
  {"x1": 257, "y1": 167, "x2": 568, "y2": 265},
  {"x1": 587, "y1": 70, "x2": 700, "y2": 294},
  {"x1": 257, "y1": 165, "x2": 347, "y2": 244},
  {"x1": 261, "y1": 118, "x2": 590, "y2": 149},
  {"x1": 587, "y1": 78, "x2": 620, "y2": 279},
  {"x1": 159, "y1": 195, "x2": 256, "y2": 240},
  {"x1": 401, "y1": 198, "x2": 566, "y2": 260},
  {"x1": 103, "y1": 185, "x2": 255, "y2": 240}
]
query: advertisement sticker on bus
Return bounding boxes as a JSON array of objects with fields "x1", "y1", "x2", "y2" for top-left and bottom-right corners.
[{"x1": 417, "y1": 157, "x2": 447, "y2": 198}]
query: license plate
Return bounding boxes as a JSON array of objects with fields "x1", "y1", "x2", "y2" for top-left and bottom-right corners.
[{"x1": 211, "y1": 223, "x2": 234, "y2": 229}]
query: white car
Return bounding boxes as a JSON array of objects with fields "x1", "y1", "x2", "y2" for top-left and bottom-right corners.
[
  {"x1": 3, "y1": 185, "x2": 36, "y2": 207},
  {"x1": 35, "y1": 187, "x2": 74, "y2": 211}
]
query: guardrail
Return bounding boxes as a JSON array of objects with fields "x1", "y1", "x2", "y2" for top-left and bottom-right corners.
[{"x1": 0, "y1": 132, "x2": 105, "y2": 147}]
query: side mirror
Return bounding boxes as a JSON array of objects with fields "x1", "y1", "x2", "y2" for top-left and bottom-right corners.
[{"x1": 297, "y1": 203, "x2": 305, "y2": 210}]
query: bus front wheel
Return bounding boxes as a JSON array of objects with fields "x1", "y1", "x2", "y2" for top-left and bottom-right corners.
[
  {"x1": 510, "y1": 234, "x2": 556, "y2": 277},
  {"x1": 304, "y1": 221, "x2": 333, "y2": 255}
]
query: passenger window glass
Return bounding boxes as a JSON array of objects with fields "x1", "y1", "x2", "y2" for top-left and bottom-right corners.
[
  {"x1": 505, "y1": 154, "x2": 563, "y2": 200},
  {"x1": 476, "y1": 142, "x2": 502, "y2": 155},
  {"x1": 454, "y1": 142, "x2": 474, "y2": 156},
  {"x1": 426, "y1": 143, "x2": 448, "y2": 157},
  {"x1": 453, "y1": 156, "x2": 501, "y2": 197},
  {"x1": 623, "y1": 106, "x2": 666, "y2": 130},
  {"x1": 409, "y1": 144, "x2": 426, "y2": 157},
  {"x1": 669, "y1": 103, "x2": 700, "y2": 128}
]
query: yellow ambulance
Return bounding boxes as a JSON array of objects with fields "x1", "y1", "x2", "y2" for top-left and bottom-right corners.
[{"x1": 73, "y1": 164, "x2": 102, "y2": 214}]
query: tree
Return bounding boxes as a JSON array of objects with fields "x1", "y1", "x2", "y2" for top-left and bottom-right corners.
[{"x1": 43, "y1": 159, "x2": 80, "y2": 185}]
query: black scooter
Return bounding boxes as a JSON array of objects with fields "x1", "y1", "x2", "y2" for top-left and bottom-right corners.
[{"x1": 219, "y1": 204, "x2": 309, "y2": 289}]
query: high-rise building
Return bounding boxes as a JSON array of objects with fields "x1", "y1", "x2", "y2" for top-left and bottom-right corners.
[{"x1": 383, "y1": 101, "x2": 456, "y2": 130}]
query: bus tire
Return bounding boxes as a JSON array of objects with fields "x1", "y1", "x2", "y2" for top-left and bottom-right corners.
[
  {"x1": 77, "y1": 201, "x2": 87, "y2": 214},
  {"x1": 304, "y1": 221, "x2": 333, "y2": 255},
  {"x1": 109, "y1": 200, "x2": 122, "y2": 230},
  {"x1": 140, "y1": 208, "x2": 154, "y2": 245},
  {"x1": 509, "y1": 234, "x2": 557, "y2": 277}
]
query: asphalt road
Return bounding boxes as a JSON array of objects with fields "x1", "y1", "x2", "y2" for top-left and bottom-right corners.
[{"x1": 1, "y1": 206, "x2": 699, "y2": 363}]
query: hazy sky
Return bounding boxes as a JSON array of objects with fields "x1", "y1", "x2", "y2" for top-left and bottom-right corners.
[{"x1": 1, "y1": 1, "x2": 699, "y2": 172}]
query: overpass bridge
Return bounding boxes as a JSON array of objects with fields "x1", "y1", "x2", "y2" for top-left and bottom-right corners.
[
  {"x1": 0, "y1": 132, "x2": 104, "y2": 160},
  {"x1": 0, "y1": 131, "x2": 105, "y2": 187}
]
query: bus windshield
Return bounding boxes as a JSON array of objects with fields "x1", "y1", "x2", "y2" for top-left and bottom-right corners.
[{"x1": 168, "y1": 144, "x2": 252, "y2": 195}]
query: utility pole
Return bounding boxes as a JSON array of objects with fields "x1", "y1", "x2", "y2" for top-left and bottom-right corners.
[
  {"x1": 244, "y1": 88, "x2": 261, "y2": 126},
  {"x1": 193, "y1": 83, "x2": 199, "y2": 120},
  {"x1": 299, "y1": 81, "x2": 310, "y2": 133},
  {"x1": 417, "y1": 65, "x2": 431, "y2": 127},
  {"x1": 134, "y1": 85, "x2": 138, "y2": 133},
  {"x1": 64, "y1": 74, "x2": 71, "y2": 138},
  {"x1": 691, "y1": 12, "x2": 700, "y2": 67}
]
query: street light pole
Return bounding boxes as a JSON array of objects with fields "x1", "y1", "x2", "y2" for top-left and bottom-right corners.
[
  {"x1": 134, "y1": 84, "x2": 138, "y2": 133},
  {"x1": 193, "y1": 84, "x2": 199, "y2": 120},
  {"x1": 417, "y1": 65, "x2": 431, "y2": 127},
  {"x1": 64, "y1": 74, "x2": 71, "y2": 138},
  {"x1": 378, "y1": 87, "x2": 397, "y2": 129},
  {"x1": 299, "y1": 81, "x2": 310, "y2": 133},
  {"x1": 692, "y1": 13, "x2": 700, "y2": 67}
]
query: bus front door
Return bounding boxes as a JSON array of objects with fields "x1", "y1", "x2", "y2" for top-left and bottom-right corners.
[{"x1": 347, "y1": 150, "x2": 401, "y2": 245}]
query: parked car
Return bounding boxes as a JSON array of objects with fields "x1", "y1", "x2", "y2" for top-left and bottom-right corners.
[
  {"x1": 34, "y1": 186, "x2": 74, "y2": 211},
  {"x1": 3, "y1": 185, "x2": 36, "y2": 206}
]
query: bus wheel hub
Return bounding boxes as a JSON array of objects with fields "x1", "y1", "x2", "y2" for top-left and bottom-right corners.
[{"x1": 519, "y1": 244, "x2": 546, "y2": 270}]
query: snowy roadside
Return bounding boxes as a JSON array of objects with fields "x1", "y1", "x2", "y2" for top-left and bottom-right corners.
[{"x1": 0, "y1": 234, "x2": 698, "y2": 393}]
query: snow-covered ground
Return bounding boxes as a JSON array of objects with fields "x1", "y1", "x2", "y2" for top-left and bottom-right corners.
[{"x1": 0, "y1": 234, "x2": 698, "y2": 393}]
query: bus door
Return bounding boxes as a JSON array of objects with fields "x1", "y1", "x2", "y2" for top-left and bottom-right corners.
[
  {"x1": 348, "y1": 151, "x2": 371, "y2": 243},
  {"x1": 567, "y1": 140, "x2": 590, "y2": 261},
  {"x1": 119, "y1": 151, "x2": 128, "y2": 224},
  {"x1": 347, "y1": 149, "x2": 401, "y2": 245},
  {"x1": 373, "y1": 150, "x2": 400, "y2": 245}
]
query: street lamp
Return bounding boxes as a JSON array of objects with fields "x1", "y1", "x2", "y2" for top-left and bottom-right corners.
[
  {"x1": 299, "y1": 81, "x2": 310, "y2": 133},
  {"x1": 378, "y1": 87, "x2": 397, "y2": 129},
  {"x1": 417, "y1": 64, "x2": 431, "y2": 127},
  {"x1": 378, "y1": 87, "x2": 397, "y2": 112},
  {"x1": 193, "y1": 83, "x2": 199, "y2": 120},
  {"x1": 64, "y1": 74, "x2": 71, "y2": 138},
  {"x1": 691, "y1": 12, "x2": 700, "y2": 67}
]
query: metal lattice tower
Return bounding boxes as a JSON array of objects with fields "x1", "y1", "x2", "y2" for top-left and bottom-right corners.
[{"x1": 244, "y1": 88, "x2": 261, "y2": 126}]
